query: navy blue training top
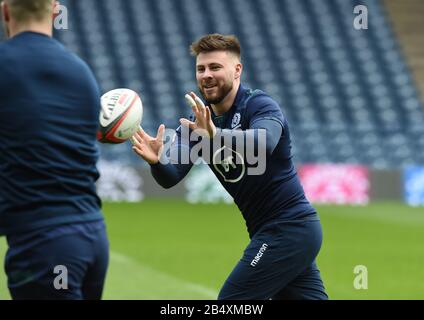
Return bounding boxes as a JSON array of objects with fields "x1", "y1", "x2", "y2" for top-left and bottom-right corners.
[
  {"x1": 0, "y1": 32, "x2": 103, "y2": 236},
  {"x1": 152, "y1": 84, "x2": 318, "y2": 237}
]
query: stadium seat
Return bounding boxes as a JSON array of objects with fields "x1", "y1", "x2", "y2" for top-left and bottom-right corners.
[{"x1": 56, "y1": 0, "x2": 424, "y2": 168}]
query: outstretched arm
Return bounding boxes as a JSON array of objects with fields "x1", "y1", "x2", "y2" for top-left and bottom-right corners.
[
  {"x1": 215, "y1": 119, "x2": 282, "y2": 156},
  {"x1": 179, "y1": 92, "x2": 282, "y2": 158},
  {"x1": 149, "y1": 161, "x2": 193, "y2": 189},
  {"x1": 132, "y1": 125, "x2": 194, "y2": 189}
]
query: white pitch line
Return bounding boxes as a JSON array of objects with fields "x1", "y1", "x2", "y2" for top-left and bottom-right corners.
[{"x1": 109, "y1": 251, "x2": 218, "y2": 299}]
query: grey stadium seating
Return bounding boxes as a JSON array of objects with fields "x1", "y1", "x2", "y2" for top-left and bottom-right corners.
[{"x1": 54, "y1": 0, "x2": 424, "y2": 168}]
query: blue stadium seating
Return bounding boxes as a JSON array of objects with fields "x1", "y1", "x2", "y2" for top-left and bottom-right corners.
[{"x1": 53, "y1": 0, "x2": 424, "y2": 168}]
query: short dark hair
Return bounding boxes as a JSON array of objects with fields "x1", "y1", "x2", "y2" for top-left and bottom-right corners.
[
  {"x1": 5, "y1": 0, "x2": 52, "y2": 23},
  {"x1": 190, "y1": 33, "x2": 241, "y2": 59}
]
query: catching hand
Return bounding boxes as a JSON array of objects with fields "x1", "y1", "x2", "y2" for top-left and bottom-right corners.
[
  {"x1": 180, "y1": 92, "x2": 217, "y2": 139},
  {"x1": 131, "y1": 125, "x2": 165, "y2": 165}
]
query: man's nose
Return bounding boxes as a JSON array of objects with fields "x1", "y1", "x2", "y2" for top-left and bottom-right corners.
[{"x1": 202, "y1": 68, "x2": 213, "y2": 79}]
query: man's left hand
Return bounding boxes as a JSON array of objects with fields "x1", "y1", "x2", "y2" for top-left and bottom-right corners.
[{"x1": 180, "y1": 92, "x2": 217, "y2": 139}]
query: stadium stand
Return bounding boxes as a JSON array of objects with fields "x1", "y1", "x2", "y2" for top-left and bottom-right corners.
[{"x1": 21, "y1": 0, "x2": 424, "y2": 167}]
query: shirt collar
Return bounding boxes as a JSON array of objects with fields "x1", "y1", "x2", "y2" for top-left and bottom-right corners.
[{"x1": 233, "y1": 84, "x2": 248, "y2": 109}]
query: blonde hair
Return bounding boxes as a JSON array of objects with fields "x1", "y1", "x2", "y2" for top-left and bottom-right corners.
[
  {"x1": 5, "y1": 0, "x2": 52, "y2": 23},
  {"x1": 190, "y1": 33, "x2": 241, "y2": 60}
]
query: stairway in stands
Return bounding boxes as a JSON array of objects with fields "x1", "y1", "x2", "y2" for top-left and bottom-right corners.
[{"x1": 383, "y1": 0, "x2": 424, "y2": 98}]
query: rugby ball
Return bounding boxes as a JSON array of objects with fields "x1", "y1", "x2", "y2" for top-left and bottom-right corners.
[{"x1": 97, "y1": 88, "x2": 143, "y2": 144}]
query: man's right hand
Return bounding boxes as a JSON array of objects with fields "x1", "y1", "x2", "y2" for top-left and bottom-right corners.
[{"x1": 131, "y1": 125, "x2": 165, "y2": 165}]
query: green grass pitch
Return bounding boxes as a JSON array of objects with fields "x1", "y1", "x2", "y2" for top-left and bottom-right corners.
[{"x1": 0, "y1": 200, "x2": 423, "y2": 300}]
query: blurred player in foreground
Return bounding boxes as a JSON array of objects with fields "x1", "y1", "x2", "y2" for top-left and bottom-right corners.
[
  {"x1": 132, "y1": 34, "x2": 328, "y2": 300},
  {"x1": 0, "y1": 0, "x2": 108, "y2": 299}
]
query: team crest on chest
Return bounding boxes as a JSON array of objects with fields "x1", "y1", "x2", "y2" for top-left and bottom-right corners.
[{"x1": 231, "y1": 113, "x2": 241, "y2": 129}]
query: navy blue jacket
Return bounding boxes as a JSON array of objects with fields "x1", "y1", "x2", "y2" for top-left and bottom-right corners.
[{"x1": 0, "y1": 32, "x2": 103, "y2": 235}]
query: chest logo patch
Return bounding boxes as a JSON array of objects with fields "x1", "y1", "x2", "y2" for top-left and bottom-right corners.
[
  {"x1": 231, "y1": 113, "x2": 241, "y2": 129},
  {"x1": 213, "y1": 146, "x2": 245, "y2": 183}
]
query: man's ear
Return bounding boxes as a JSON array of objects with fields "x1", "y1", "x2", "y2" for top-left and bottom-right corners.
[
  {"x1": 1, "y1": 1, "x2": 11, "y2": 38},
  {"x1": 52, "y1": 1, "x2": 60, "y2": 19},
  {"x1": 235, "y1": 63, "x2": 243, "y2": 80},
  {"x1": 1, "y1": 1, "x2": 10, "y2": 23}
]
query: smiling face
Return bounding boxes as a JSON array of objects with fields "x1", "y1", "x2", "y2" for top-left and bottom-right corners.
[{"x1": 196, "y1": 50, "x2": 242, "y2": 106}]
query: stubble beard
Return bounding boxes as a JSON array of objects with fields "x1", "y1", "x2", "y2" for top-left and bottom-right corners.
[{"x1": 199, "y1": 80, "x2": 234, "y2": 105}]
